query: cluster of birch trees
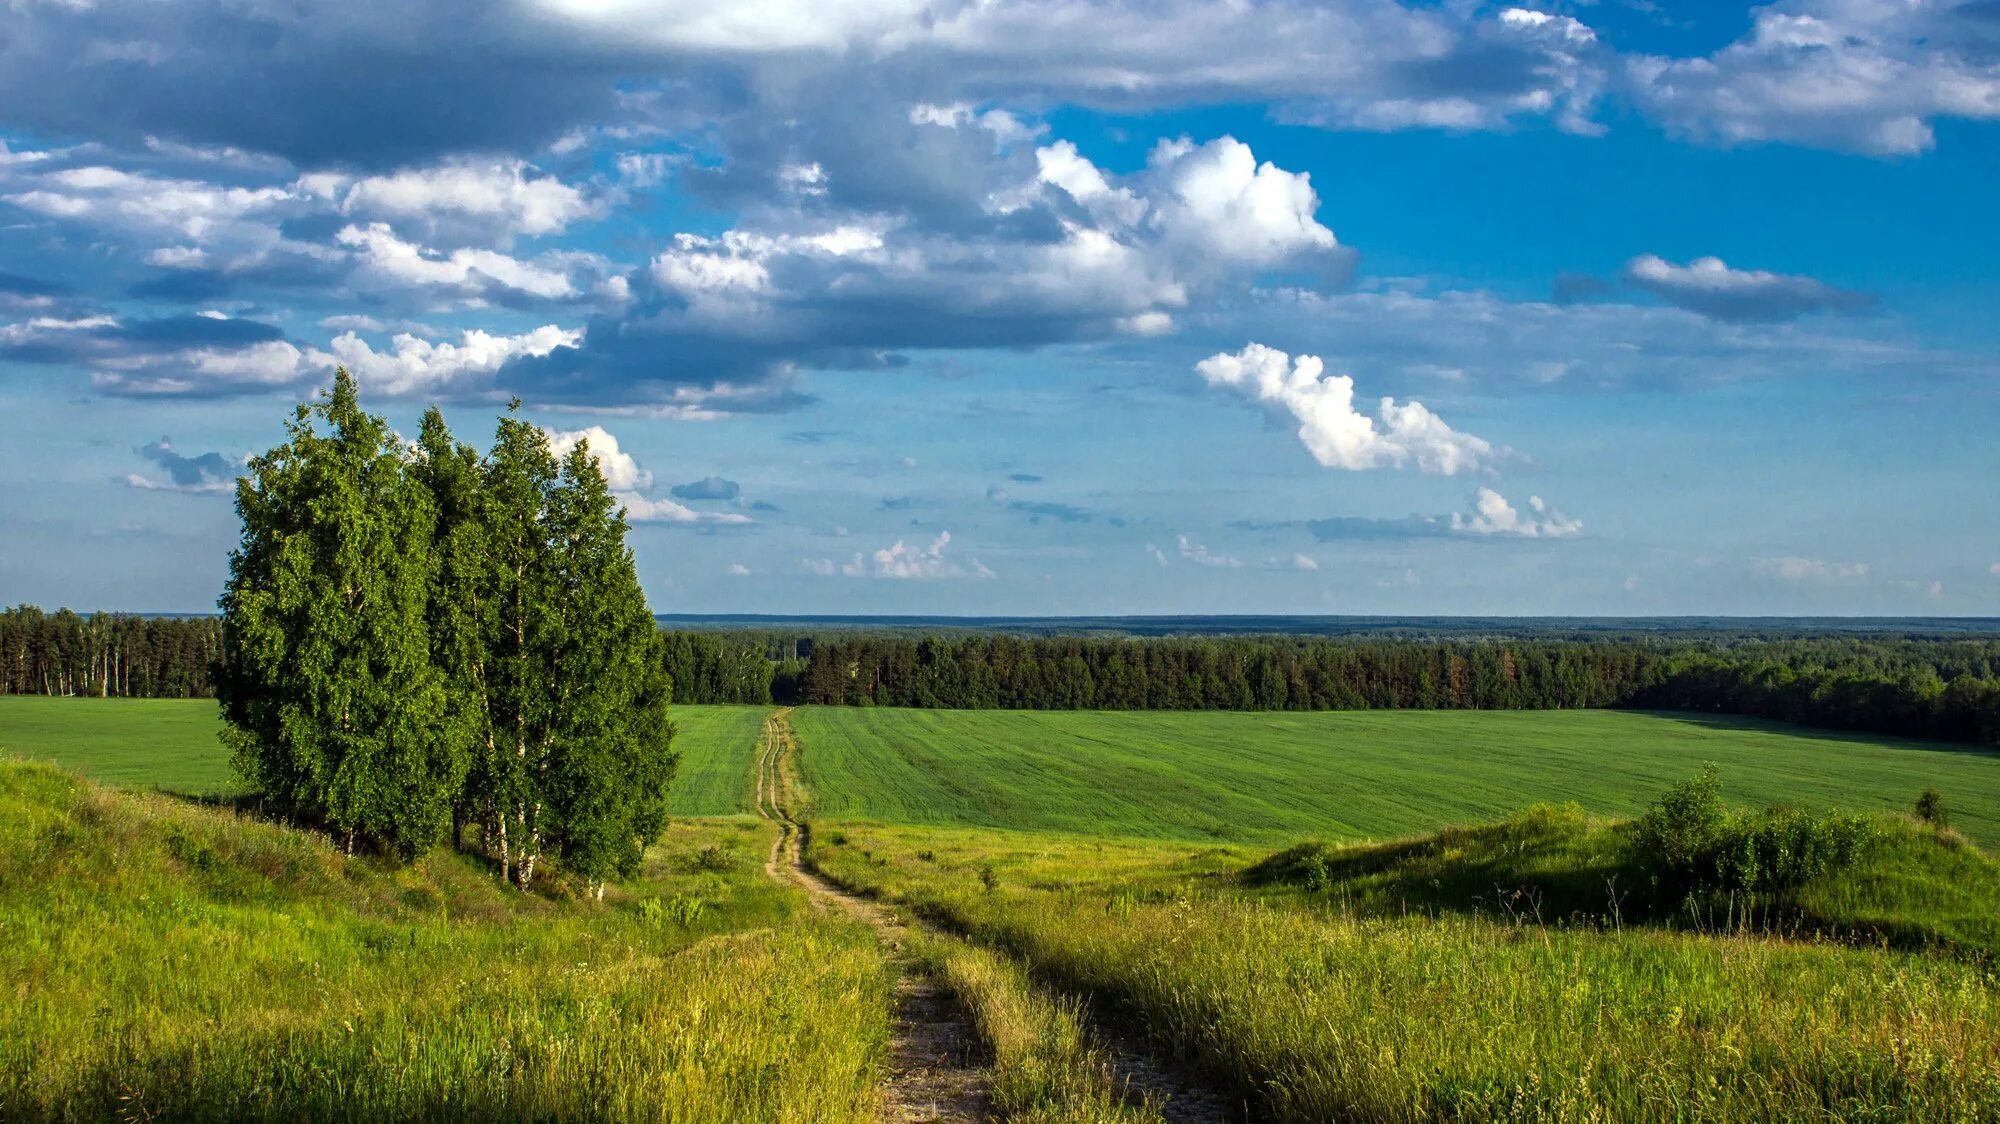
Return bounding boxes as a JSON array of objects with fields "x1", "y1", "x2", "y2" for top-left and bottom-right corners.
[{"x1": 217, "y1": 370, "x2": 676, "y2": 891}]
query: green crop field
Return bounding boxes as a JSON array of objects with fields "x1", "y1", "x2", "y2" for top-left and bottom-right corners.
[
  {"x1": 0, "y1": 697, "x2": 768, "y2": 817},
  {"x1": 789, "y1": 706, "x2": 2000, "y2": 846},
  {"x1": 662, "y1": 704, "x2": 770, "y2": 815}
]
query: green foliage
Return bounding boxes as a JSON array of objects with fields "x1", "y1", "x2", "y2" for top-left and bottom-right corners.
[
  {"x1": 216, "y1": 368, "x2": 457, "y2": 859},
  {"x1": 1634, "y1": 767, "x2": 1875, "y2": 898},
  {"x1": 214, "y1": 373, "x2": 677, "y2": 881},
  {"x1": 1918, "y1": 787, "x2": 1951, "y2": 828},
  {"x1": 815, "y1": 819, "x2": 2000, "y2": 1121},
  {"x1": 1631, "y1": 764, "x2": 1729, "y2": 880}
]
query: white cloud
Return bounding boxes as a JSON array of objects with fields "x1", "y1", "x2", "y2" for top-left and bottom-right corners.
[
  {"x1": 1176, "y1": 533, "x2": 1241, "y2": 568},
  {"x1": 1990, "y1": 563, "x2": 2000, "y2": 577},
  {"x1": 836, "y1": 530, "x2": 994, "y2": 579},
  {"x1": 1449, "y1": 488, "x2": 1582, "y2": 538},
  {"x1": 329, "y1": 325, "x2": 581, "y2": 397},
  {"x1": 337, "y1": 223, "x2": 577, "y2": 299},
  {"x1": 1627, "y1": 0, "x2": 2000, "y2": 155},
  {"x1": 1624, "y1": 255, "x2": 1869, "y2": 322},
  {"x1": 542, "y1": 424, "x2": 753, "y2": 525},
  {"x1": 1292, "y1": 553, "x2": 1319, "y2": 571},
  {"x1": 91, "y1": 339, "x2": 327, "y2": 396},
  {"x1": 2, "y1": 165, "x2": 293, "y2": 243},
  {"x1": 300, "y1": 160, "x2": 595, "y2": 242},
  {"x1": 1757, "y1": 556, "x2": 1870, "y2": 583},
  {"x1": 1195, "y1": 342, "x2": 1495, "y2": 474},
  {"x1": 728, "y1": 563, "x2": 752, "y2": 576},
  {"x1": 1144, "y1": 136, "x2": 1338, "y2": 268},
  {"x1": 543, "y1": 424, "x2": 653, "y2": 490}
]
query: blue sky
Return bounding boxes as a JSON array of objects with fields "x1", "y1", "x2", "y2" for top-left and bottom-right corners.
[{"x1": 2, "y1": 0, "x2": 1996, "y2": 615}]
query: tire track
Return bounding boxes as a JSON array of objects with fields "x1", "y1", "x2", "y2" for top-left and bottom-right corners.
[
  {"x1": 755, "y1": 709, "x2": 1238, "y2": 1124},
  {"x1": 758, "y1": 709, "x2": 993, "y2": 1123}
]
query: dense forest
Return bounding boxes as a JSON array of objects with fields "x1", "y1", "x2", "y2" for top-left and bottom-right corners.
[
  {"x1": 0, "y1": 606, "x2": 219, "y2": 697},
  {"x1": 784, "y1": 634, "x2": 2000, "y2": 744},
  {"x1": 8, "y1": 605, "x2": 1998, "y2": 747}
]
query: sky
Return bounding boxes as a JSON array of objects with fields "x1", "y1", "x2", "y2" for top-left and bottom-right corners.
[{"x1": 1, "y1": 0, "x2": 1997, "y2": 617}]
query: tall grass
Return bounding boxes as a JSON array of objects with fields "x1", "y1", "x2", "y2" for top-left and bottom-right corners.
[
  {"x1": 0, "y1": 761, "x2": 889, "y2": 1122},
  {"x1": 913, "y1": 933, "x2": 1164, "y2": 1124},
  {"x1": 814, "y1": 820, "x2": 2000, "y2": 1121}
]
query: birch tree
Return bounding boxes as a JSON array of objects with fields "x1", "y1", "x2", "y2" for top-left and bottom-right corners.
[
  {"x1": 543, "y1": 439, "x2": 678, "y2": 896},
  {"x1": 217, "y1": 368, "x2": 458, "y2": 858}
]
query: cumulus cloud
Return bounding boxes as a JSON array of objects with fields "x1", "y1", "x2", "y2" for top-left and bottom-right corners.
[
  {"x1": 299, "y1": 160, "x2": 596, "y2": 243},
  {"x1": 524, "y1": 131, "x2": 1339, "y2": 407},
  {"x1": 1626, "y1": 0, "x2": 2000, "y2": 156},
  {"x1": 543, "y1": 425, "x2": 752, "y2": 525},
  {"x1": 124, "y1": 438, "x2": 238, "y2": 495},
  {"x1": 1757, "y1": 556, "x2": 1870, "y2": 583},
  {"x1": 330, "y1": 325, "x2": 582, "y2": 397},
  {"x1": 1623, "y1": 255, "x2": 1871, "y2": 322},
  {"x1": 1292, "y1": 553, "x2": 1319, "y2": 571},
  {"x1": 1449, "y1": 488, "x2": 1582, "y2": 538},
  {"x1": 1195, "y1": 342, "x2": 1495, "y2": 474},
  {"x1": 832, "y1": 530, "x2": 994, "y2": 579},
  {"x1": 337, "y1": 223, "x2": 578, "y2": 301}
]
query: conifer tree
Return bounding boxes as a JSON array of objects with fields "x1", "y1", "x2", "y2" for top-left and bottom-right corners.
[{"x1": 218, "y1": 369, "x2": 457, "y2": 858}]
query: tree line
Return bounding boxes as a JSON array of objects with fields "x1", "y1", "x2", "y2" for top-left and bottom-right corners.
[
  {"x1": 0, "y1": 607, "x2": 219, "y2": 698},
  {"x1": 215, "y1": 371, "x2": 675, "y2": 891},
  {"x1": 776, "y1": 633, "x2": 2000, "y2": 746}
]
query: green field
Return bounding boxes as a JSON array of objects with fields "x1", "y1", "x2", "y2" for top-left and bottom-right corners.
[
  {"x1": 0, "y1": 697, "x2": 768, "y2": 818},
  {"x1": 790, "y1": 706, "x2": 2000, "y2": 846}
]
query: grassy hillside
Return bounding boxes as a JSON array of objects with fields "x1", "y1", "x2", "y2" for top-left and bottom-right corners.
[
  {"x1": 0, "y1": 760, "x2": 887, "y2": 1121},
  {"x1": 811, "y1": 812, "x2": 2000, "y2": 1121},
  {"x1": 0, "y1": 698, "x2": 769, "y2": 816},
  {"x1": 790, "y1": 706, "x2": 2000, "y2": 845}
]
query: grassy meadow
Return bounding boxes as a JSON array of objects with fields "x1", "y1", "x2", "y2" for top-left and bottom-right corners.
[
  {"x1": 0, "y1": 759, "x2": 889, "y2": 1122},
  {"x1": 810, "y1": 810, "x2": 2000, "y2": 1121},
  {"x1": 0, "y1": 697, "x2": 770, "y2": 817},
  {"x1": 791, "y1": 706, "x2": 2000, "y2": 846},
  {"x1": 11, "y1": 694, "x2": 2000, "y2": 1120}
]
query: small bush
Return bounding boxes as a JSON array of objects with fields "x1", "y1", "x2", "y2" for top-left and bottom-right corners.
[
  {"x1": 691, "y1": 844, "x2": 735, "y2": 872},
  {"x1": 978, "y1": 864, "x2": 999, "y2": 893},
  {"x1": 1631, "y1": 765, "x2": 1727, "y2": 882},
  {"x1": 640, "y1": 893, "x2": 708, "y2": 928},
  {"x1": 1916, "y1": 788, "x2": 1950, "y2": 829},
  {"x1": 1634, "y1": 767, "x2": 1873, "y2": 899}
]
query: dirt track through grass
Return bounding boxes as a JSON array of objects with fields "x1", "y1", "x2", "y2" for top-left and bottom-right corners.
[
  {"x1": 757, "y1": 709, "x2": 993, "y2": 1122},
  {"x1": 759, "y1": 709, "x2": 1235, "y2": 1124}
]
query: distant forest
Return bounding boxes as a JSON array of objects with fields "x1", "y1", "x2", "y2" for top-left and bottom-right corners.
[{"x1": 7, "y1": 606, "x2": 1998, "y2": 746}]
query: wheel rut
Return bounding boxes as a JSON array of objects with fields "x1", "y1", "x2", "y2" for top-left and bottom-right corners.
[
  {"x1": 753, "y1": 708, "x2": 1237, "y2": 1124},
  {"x1": 757, "y1": 710, "x2": 992, "y2": 1123}
]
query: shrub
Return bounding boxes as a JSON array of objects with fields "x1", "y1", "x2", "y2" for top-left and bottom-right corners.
[
  {"x1": 691, "y1": 844, "x2": 735, "y2": 872},
  {"x1": 1916, "y1": 788, "x2": 1950, "y2": 829},
  {"x1": 1631, "y1": 765, "x2": 1727, "y2": 883},
  {"x1": 1710, "y1": 807, "x2": 1874, "y2": 894},
  {"x1": 1633, "y1": 767, "x2": 1873, "y2": 900},
  {"x1": 978, "y1": 864, "x2": 1000, "y2": 893}
]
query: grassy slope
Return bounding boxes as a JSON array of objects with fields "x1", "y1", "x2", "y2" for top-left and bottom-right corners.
[
  {"x1": 791, "y1": 706, "x2": 2000, "y2": 846},
  {"x1": 812, "y1": 819, "x2": 2000, "y2": 1121},
  {"x1": 0, "y1": 760, "x2": 887, "y2": 1122},
  {"x1": 0, "y1": 697, "x2": 769, "y2": 817}
]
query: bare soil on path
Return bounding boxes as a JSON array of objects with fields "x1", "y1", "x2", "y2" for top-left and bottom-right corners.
[
  {"x1": 757, "y1": 710, "x2": 992, "y2": 1123},
  {"x1": 753, "y1": 709, "x2": 1239, "y2": 1124}
]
